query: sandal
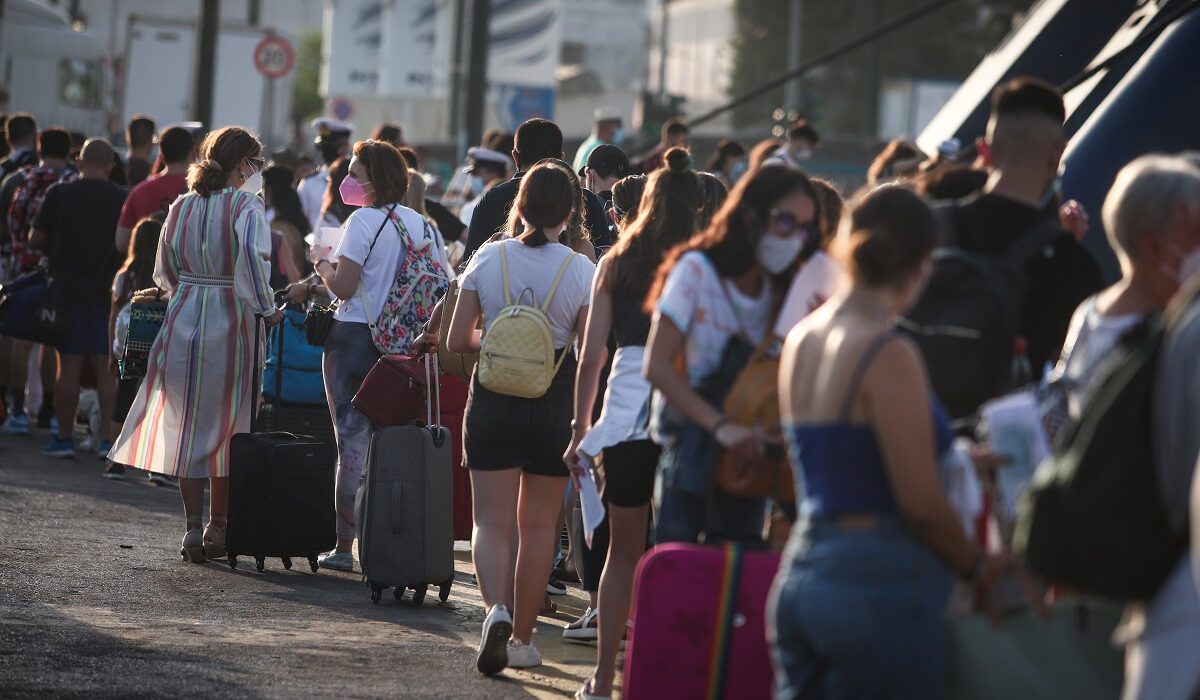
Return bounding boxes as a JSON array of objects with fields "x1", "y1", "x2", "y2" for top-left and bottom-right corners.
[
  {"x1": 539, "y1": 593, "x2": 557, "y2": 616},
  {"x1": 575, "y1": 679, "x2": 611, "y2": 700},
  {"x1": 203, "y1": 517, "x2": 227, "y2": 560},
  {"x1": 181, "y1": 528, "x2": 205, "y2": 563}
]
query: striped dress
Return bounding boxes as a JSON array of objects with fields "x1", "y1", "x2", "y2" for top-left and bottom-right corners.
[{"x1": 111, "y1": 187, "x2": 275, "y2": 478}]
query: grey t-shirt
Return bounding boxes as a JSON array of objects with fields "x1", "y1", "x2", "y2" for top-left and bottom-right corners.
[{"x1": 459, "y1": 238, "x2": 594, "y2": 348}]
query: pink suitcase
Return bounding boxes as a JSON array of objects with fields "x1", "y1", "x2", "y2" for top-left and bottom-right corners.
[{"x1": 624, "y1": 542, "x2": 780, "y2": 700}]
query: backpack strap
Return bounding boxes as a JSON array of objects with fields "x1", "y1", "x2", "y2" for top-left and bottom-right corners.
[
  {"x1": 998, "y1": 218, "x2": 1070, "y2": 273},
  {"x1": 498, "y1": 240, "x2": 513, "y2": 307},
  {"x1": 838, "y1": 332, "x2": 899, "y2": 422},
  {"x1": 540, "y1": 251, "x2": 577, "y2": 312}
]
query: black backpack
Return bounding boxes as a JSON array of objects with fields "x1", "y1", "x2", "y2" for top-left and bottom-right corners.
[
  {"x1": 900, "y1": 204, "x2": 1067, "y2": 423},
  {"x1": 1013, "y1": 314, "x2": 1187, "y2": 600}
]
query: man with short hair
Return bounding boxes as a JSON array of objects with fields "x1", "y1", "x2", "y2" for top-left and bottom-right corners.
[
  {"x1": 298, "y1": 118, "x2": 354, "y2": 231},
  {"x1": 125, "y1": 115, "x2": 157, "y2": 186},
  {"x1": 0, "y1": 113, "x2": 38, "y2": 178},
  {"x1": 956, "y1": 78, "x2": 1103, "y2": 373},
  {"x1": 463, "y1": 118, "x2": 609, "y2": 261},
  {"x1": 115, "y1": 126, "x2": 194, "y2": 253},
  {"x1": 638, "y1": 118, "x2": 690, "y2": 174},
  {"x1": 584, "y1": 144, "x2": 631, "y2": 248},
  {"x1": 458, "y1": 147, "x2": 512, "y2": 228},
  {"x1": 30, "y1": 138, "x2": 127, "y2": 457},
  {"x1": 766, "y1": 118, "x2": 820, "y2": 169},
  {"x1": 572, "y1": 109, "x2": 624, "y2": 173}
]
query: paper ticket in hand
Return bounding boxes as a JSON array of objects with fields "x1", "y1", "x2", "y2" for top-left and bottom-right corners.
[{"x1": 577, "y1": 464, "x2": 606, "y2": 549}]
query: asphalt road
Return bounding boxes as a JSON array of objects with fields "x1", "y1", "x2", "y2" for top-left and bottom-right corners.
[{"x1": 0, "y1": 425, "x2": 604, "y2": 699}]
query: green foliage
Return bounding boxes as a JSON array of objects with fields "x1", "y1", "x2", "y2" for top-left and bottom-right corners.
[
  {"x1": 729, "y1": 0, "x2": 1035, "y2": 135},
  {"x1": 290, "y1": 29, "x2": 324, "y2": 126}
]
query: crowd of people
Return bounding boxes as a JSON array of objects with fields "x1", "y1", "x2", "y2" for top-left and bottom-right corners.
[{"x1": 2, "y1": 72, "x2": 1199, "y2": 699}]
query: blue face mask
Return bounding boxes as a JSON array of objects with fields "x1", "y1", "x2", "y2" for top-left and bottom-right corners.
[
  {"x1": 610, "y1": 129, "x2": 625, "y2": 145},
  {"x1": 470, "y1": 175, "x2": 486, "y2": 195}
]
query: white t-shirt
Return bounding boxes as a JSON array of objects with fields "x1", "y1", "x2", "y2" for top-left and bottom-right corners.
[
  {"x1": 1055, "y1": 297, "x2": 1144, "y2": 418},
  {"x1": 773, "y1": 251, "x2": 845, "y2": 338},
  {"x1": 654, "y1": 250, "x2": 773, "y2": 384},
  {"x1": 334, "y1": 204, "x2": 452, "y2": 324},
  {"x1": 460, "y1": 238, "x2": 594, "y2": 348}
]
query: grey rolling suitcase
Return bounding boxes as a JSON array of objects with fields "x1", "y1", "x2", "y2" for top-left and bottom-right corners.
[{"x1": 355, "y1": 353, "x2": 455, "y2": 605}]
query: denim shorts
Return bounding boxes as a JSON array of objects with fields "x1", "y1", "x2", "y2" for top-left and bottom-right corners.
[
  {"x1": 463, "y1": 354, "x2": 575, "y2": 478},
  {"x1": 767, "y1": 518, "x2": 955, "y2": 700}
]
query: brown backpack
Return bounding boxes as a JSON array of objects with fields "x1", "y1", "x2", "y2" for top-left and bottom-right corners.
[{"x1": 714, "y1": 333, "x2": 795, "y2": 503}]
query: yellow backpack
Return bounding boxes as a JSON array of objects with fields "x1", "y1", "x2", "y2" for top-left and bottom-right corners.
[{"x1": 477, "y1": 243, "x2": 576, "y2": 398}]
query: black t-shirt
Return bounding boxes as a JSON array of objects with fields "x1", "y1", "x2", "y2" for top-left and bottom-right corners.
[
  {"x1": 34, "y1": 178, "x2": 128, "y2": 303},
  {"x1": 126, "y1": 155, "x2": 152, "y2": 187},
  {"x1": 463, "y1": 172, "x2": 609, "y2": 260},
  {"x1": 953, "y1": 193, "x2": 1104, "y2": 372}
]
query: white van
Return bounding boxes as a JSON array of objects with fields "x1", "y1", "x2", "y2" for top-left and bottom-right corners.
[{"x1": 0, "y1": 0, "x2": 107, "y2": 135}]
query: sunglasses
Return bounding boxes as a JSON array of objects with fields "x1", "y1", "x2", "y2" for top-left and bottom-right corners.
[{"x1": 767, "y1": 208, "x2": 815, "y2": 239}]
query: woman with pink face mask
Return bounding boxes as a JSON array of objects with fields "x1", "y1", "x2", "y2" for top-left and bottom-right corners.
[{"x1": 309, "y1": 140, "x2": 449, "y2": 570}]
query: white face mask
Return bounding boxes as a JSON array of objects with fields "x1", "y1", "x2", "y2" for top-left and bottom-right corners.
[
  {"x1": 756, "y1": 232, "x2": 804, "y2": 275},
  {"x1": 790, "y1": 147, "x2": 813, "y2": 162},
  {"x1": 240, "y1": 163, "x2": 263, "y2": 194}
]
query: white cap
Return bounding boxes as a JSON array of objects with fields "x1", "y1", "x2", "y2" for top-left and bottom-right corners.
[
  {"x1": 593, "y1": 107, "x2": 622, "y2": 124},
  {"x1": 311, "y1": 118, "x2": 355, "y2": 144},
  {"x1": 463, "y1": 147, "x2": 513, "y2": 173}
]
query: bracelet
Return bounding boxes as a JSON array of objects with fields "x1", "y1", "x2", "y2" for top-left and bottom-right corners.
[
  {"x1": 710, "y1": 416, "x2": 732, "y2": 434},
  {"x1": 570, "y1": 419, "x2": 588, "y2": 434}
]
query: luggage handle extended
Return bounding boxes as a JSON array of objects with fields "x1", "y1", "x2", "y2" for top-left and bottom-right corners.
[{"x1": 424, "y1": 351, "x2": 443, "y2": 432}]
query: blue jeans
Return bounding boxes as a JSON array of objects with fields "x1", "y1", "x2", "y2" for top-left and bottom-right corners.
[{"x1": 767, "y1": 518, "x2": 954, "y2": 700}]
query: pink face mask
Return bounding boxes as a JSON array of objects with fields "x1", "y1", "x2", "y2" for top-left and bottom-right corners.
[{"x1": 339, "y1": 175, "x2": 371, "y2": 206}]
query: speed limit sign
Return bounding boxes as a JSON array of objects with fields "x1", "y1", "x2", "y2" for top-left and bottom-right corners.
[{"x1": 254, "y1": 36, "x2": 295, "y2": 79}]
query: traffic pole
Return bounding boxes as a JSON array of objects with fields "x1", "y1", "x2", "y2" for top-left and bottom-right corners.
[{"x1": 192, "y1": 0, "x2": 220, "y2": 134}]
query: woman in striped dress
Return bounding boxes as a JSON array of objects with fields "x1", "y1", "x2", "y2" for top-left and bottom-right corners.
[{"x1": 110, "y1": 127, "x2": 283, "y2": 563}]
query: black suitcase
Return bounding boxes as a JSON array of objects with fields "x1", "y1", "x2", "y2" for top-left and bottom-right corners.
[
  {"x1": 355, "y1": 354, "x2": 455, "y2": 605},
  {"x1": 225, "y1": 316, "x2": 337, "y2": 573}
]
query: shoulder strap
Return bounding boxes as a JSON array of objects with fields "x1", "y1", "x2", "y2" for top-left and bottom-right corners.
[
  {"x1": 999, "y1": 218, "x2": 1069, "y2": 272},
  {"x1": 838, "y1": 332, "x2": 899, "y2": 421},
  {"x1": 540, "y1": 251, "x2": 577, "y2": 312},
  {"x1": 498, "y1": 240, "x2": 513, "y2": 306}
]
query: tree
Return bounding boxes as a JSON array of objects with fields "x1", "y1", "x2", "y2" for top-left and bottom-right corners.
[
  {"x1": 729, "y1": 0, "x2": 1035, "y2": 136},
  {"x1": 290, "y1": 29, "x2": 324, "y2": 146}
]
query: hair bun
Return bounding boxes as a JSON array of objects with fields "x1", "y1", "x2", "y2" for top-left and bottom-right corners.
[{"x1": 663, "y1": 147, "x2": 691, "y2": 173}]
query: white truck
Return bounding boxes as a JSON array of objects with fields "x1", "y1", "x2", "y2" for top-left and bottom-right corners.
[
  {"x1": 0, "y1": 0, "x2": 108, "y2": 135},
  {"x1": 121, "y1": 16, "x2": 293, "y2": 144}
]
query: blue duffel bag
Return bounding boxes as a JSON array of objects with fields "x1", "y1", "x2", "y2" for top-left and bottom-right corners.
[{"x1": 264, "y1": 309, "x2": 326, "y2": 405}]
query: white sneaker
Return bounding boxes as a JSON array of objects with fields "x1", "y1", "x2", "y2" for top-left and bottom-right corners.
[
  {"x1": 476, "y1": 604, "x2": 512, "y2": 675},
  {"x1": 505, "y1": 639, "x2": 542, "y2": 669}
]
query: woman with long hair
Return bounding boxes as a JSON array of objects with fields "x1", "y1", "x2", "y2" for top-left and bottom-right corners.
[
  {"x1": 262, "y1": 164, "x2": 310, "y2": 277},
  {"x1": 770, "y1": 186, "x2": 1015, "y2": 697},
  {"x1": 707, "y1": 138, "x2": 747, "y2": 187},
  {"x1": 110, "y1": 127, "x2": 283, "y2": 562},
  {"x1": 643, "y1": 164, "x2": 819, "y2": 543},
  {"x1": 309, "y1": 140, "x2": 443, "y2": 571},
  {"x1": 104, "y1": 214, "x2": 163, "y2": 481},
  {"x1": 565, "y1": 147, "x2": 703, "y2": 699},
  {"x1": 447, "y1": 161, "x2": 595, "y2": 675}
]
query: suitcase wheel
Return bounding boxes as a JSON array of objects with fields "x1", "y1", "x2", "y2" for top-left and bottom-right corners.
[
  {"x1": 439, "y1": 579, "x2": 452, "y2": 602},
  {"x1": 255, "y1": 557, "x2": 265, "y2": 573},
  {"x1": 370, "y1": 582, "x2": 383, "y2": 604},
  {"x1": 308, "y1": 555, "x2": 319, "y2": 573},
  {"x1": 281, "y1": 556, "x2": 293, "y2": 570},
  {"x1": 393, "y1": 588, "x2": 404, "y2": 601},
  {"x1": 411, "y1": 586, "x2": 427, "y2": 606},
  {"x1": 227, "y1": 555, "x2": 238, "y2": 570}
]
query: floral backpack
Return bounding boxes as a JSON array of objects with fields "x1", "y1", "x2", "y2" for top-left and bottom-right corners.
[{"x1": 364, "y1": 208, "x2": 450, "y2": 355}]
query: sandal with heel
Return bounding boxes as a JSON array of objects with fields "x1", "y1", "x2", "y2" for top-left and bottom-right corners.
[
  {"x1": 181, "y1": 528, "x2": 206, "y2": 563},
  {"x1": 203, "y1": 517, "x2": 227, "y2": 560}
]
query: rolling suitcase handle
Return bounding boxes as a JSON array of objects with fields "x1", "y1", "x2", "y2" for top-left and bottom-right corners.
[{"x1": 423, "y1": 351, "x2": 446, "y2": 446}]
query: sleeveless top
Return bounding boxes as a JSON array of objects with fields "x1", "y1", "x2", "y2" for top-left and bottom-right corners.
[
  {"x1": 612, "y1": 289, "x2": 651, "y2": 348},
  {"x1": 785, "y1": 333, "x2": 955, "y2": 518}
]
